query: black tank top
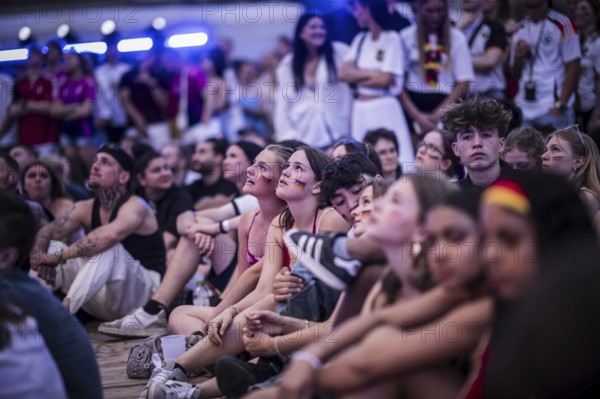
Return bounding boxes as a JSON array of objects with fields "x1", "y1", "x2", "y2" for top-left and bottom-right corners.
[{"x1": 91, "y1": 193, "x2": 166, "y2": 276}]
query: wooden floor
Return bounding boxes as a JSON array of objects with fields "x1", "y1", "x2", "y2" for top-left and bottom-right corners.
[{"x1": 88, "y1": 324, "x2": 208, "y2": 399}]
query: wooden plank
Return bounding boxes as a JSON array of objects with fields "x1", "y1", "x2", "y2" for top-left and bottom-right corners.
[{"x1": 86, "y1": 323, "x2": 210, "y2": 399}]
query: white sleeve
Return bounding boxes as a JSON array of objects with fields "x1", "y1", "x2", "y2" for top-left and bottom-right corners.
[
  {"x1": 381, "y1": 32, "x2": 404, "y2": 77},
  {"x1": 233, "y1": 194, "x2": 259, "y2": 215},
  {"x1": 273, "y1": 56, "x2": 299, "y2": 141},
  {"x1": 344, "y1": 33, "x2": 364, "y2": 63},
  {"x1": 560, "y1": 20, "x2": 581, "y2": 63},
  {"x1": 593, "y1": 39, "x2": 600, "y2": 76},
  {"x1": 94, "y1": 68, "x2": 112, "y2": 120},
  {"x1": 451, "y1": 30, "x2": 475, "y2": 82}
]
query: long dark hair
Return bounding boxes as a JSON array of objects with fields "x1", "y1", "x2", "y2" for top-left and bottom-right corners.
[
  {"x1": 292, "y1": 12, "x2": 337, "y2": 91},
  {"x1": 485, "y1": 171, "x2": 600, "y2": 398},
  {"x1": 356, "y1": 0, "x2": 394, "y2": 31},
  {"x1": 21, "y1": 160, "x2": 66, "y2": 201},
  {"x1": 279, "y1": 146, "x2": 332, "y2": 230}
]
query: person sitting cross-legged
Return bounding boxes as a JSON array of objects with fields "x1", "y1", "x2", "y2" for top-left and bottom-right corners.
[{"x1": 29, "y1": 143, "x2": 166, "y2": 322}]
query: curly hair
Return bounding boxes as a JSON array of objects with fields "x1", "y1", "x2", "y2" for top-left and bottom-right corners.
[
  {"x1": 503, "y1": 127, "x2": 545, "y2": 169},
  {"x1": 441, "y1": 97, "x2": 512, "y2": 139}
]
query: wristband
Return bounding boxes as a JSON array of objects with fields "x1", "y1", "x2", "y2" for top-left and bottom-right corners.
[
  {"x1": 273, "y1": 336, "x2": 285, "y2": 360},
  {"x1": 219, "y1": 220, "x2": 231, "y2": 234},
  {"x1": 291, "y1": 351, "x2": 322, "y2": 370}
]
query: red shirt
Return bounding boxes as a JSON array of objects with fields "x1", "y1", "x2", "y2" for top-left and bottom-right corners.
[{"x1": 13, "y1": 73, "x2": 59, "y2": 146}]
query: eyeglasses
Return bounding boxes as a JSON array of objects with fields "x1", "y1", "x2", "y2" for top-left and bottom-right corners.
[{"x1": 416, "y1": 141, "x2": 444, "y2": 157}]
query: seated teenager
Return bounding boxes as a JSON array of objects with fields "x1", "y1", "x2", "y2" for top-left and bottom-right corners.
[
  {"x1": 501, "y1": 127, "x2": 545, "y2": 170},
  {"x1": 29, "y1": 144, "x2": 166, "y2": 321},
  {"x1": 249, "y1": 175, "x2": 474, "y2": 399},
  {"x1": 139, "y1": 147, "x2": 348, "y2": 398},
  {"x1": 134, "y1": 151, "x2": 194, "y2": 263},
  {"x1": 21, "y1": 160, "x2": 84, "y2": 244}
]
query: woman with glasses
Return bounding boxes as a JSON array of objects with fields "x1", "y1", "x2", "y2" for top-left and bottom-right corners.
[
  {"x1": 274, "y1": 12, "x2": 353, "y2": 149},
  {"x1": 339, "y1": 0, "x2": 414, "y2": 168},
  {"x1": 414, "y1": 129, "x2": 463, "y2": 181}
]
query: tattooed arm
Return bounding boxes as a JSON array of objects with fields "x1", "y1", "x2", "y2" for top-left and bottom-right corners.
[
  {"x1": 59, "y1": 197, "x2": 147, "y2": 261},
  {"x1": 31, "y1": 201, "x2": 88, "y2": 270}
]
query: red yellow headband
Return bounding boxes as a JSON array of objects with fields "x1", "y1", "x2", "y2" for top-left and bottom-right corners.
[{"x1": 482, "y1": 179, "x2": 531, "y2": 216}]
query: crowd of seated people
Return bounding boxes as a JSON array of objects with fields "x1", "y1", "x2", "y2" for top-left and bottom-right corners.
[{"x1": 1, "y1": 0, "x2": 600, "y2": 397}]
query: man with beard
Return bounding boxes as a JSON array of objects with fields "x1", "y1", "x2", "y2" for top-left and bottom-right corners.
[
  {"x1": 29, "y1": 143, "x2": 166, "y2": 321},
  {"x1": 186, "y1": 138, "x2": 239, "y2": 210}
]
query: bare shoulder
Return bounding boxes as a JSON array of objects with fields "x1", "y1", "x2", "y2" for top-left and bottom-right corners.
[
  {"x1": 579, "y1": 189, "x2": 600, "y2": 214},
  {"x1": 318, "y1": 207, "x2": 351, "y2": 234},
  {"x1": 239, "y1": 207, "x2": 259, "y2": 235},
  {"x1": 122, "y1": 195, "x2": 153, "y2": 213}
]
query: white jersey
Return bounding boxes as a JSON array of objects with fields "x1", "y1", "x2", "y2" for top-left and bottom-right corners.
[
  {"x1": 510, "y1": 9, "x2": 581, "y2": 120},
  {"x1": 578, "y1": 32, "x2": 600, "y2": 112},
  {"x1": 274, "y1": 42, "x2": 353, "y2": 147},
  {"x1": 345, "y1": 30, "x2": 405, "y2": 96},
  {"x1": 400, "y1": 25, "x2": 474, "y2": 94}
]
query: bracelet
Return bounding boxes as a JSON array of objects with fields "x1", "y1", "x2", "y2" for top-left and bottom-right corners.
[
  {"x1": 273, "y1": 336, "x2": 285, "y2": 360},
  {"x1": 229, "y1": 305, "x2": 239, "y2": 316},
  {"x1": 291, "y1": 351, "x2": 322, "y2": 370},
  {"x1": 57, "y1": 249, "x2": 65, "y2": 263},
  {"x1": 219, "y1": 220, "x2": 231, "y2": 233},
  {"x1": 304, "y1": 319, "x2": 310, "y2": 329}
]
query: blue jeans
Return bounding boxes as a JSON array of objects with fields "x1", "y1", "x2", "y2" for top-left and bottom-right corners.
[
  {"x1": 522, "y1": 109, "x2": 575, "y2": 132},
  {"x1": 275, "y1": 260, "x2": 341, "y2": 322}
]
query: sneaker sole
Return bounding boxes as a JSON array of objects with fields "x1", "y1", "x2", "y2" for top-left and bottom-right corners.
[
  {"x1": 97, "y1": 325, "x2": 169, "y2": 338},
  {"x1": 283, "y1": 230, "x2": 348, "y2": 291}
]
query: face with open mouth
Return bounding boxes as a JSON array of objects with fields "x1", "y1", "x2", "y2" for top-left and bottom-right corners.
[{"x1": 244, "y1": 149, "x2": 282, "y2": 197}]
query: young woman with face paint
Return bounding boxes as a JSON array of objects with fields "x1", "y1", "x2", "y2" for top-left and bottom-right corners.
[
  {"x1": 141, "y1": 147, "x2": 349, "y2": 399},
  {"x1": 247, "y1": 175, "x2": 473, "y2": 399},
  {"x1": 541, "y1": 127, "x2": 600, "y2": 235},
  {"x1": 292, "y1": 173, "x2": 599, "y2": 399},
  {"x1": 167, "y1": 145, "x2": 293, "y2": 335}
]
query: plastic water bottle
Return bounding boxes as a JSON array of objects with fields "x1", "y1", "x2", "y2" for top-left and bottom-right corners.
[{"x1": 193, "y1": 279, "x2": 212, "y2": 307}]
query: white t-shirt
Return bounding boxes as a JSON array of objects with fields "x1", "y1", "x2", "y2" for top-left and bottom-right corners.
[
  {"x1": 345, "y1": 30, "x2": 404, "y2": 96},
  {"x1": 274, "y1": 42, "x2": 353, "y2": 147},
  {"x1": 578, "y1": 33, "x2": 600, "y2": 112},
  {"x1": 232, "y1": 194, "x2": 259, "y2": 215},
  {"x1": 0, "y1": 316, "x2": 67, "y2": 399},
  {"x1": 400, "y1": 25, "x2": 474, "y2": 94},
  {"x1": 0, "y1": 74, "x2": 16, "y2": 147},
  {"x1": 94, "y1": 62, "x2": 131, "y2": 127},
  {"x1": 510, "y1": 10, "x2": 581, "y2": 120}
]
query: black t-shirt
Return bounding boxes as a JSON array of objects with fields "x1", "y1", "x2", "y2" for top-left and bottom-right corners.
[
  {"x1": 154, "y1": 186, "x2": 194, "y2": 238},
  {"x1": 459, "y1": 160, "x2": 518, "y2": 191},
  {"x1": 186, "y1": 176, "x2": 239, "y2": 205},
  {"x1": 119, "y1": 68, "x2": 169, "y2": 124},
  {"x1": 390, "y1": 10, "x2": 411, "y2": 32}
]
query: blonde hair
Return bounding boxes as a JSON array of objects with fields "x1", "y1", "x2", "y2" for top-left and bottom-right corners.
[{"x1": 548, "y1": 128, "x2": 600, "y2": 200}]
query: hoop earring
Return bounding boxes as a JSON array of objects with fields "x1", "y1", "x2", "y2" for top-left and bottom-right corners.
[{"x1": 412, "y1": 242, "x2": 422, "y2": 256}]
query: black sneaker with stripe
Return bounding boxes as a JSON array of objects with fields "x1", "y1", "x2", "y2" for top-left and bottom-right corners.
[{"x1": 283, "y1": 229, "x2": 362, "y2": 291}]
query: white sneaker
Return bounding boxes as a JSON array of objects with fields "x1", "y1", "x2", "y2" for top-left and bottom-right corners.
[
  {"x1": 147, "y1": 380, "x2": 200, "y2": 399},
  {"x1": 98, "y1": 307, "x2": 168, "y2": 337},
  {"x1": 139, "y1": 359, "x2": 188, "y2": 399}
]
